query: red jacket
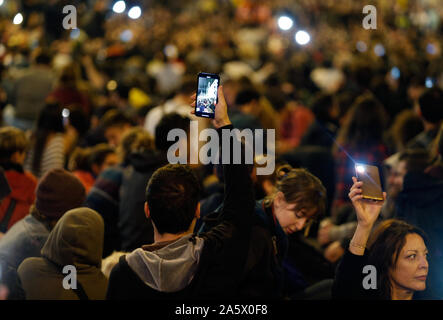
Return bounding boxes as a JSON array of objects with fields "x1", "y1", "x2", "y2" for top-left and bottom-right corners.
[{"x1": 0, "y1": 167, "x2": 37, "y2": 231}]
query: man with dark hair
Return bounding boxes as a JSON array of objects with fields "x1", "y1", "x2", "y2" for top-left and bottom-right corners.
[
  {"x1": 408, "y1": 88, "x2": 443, "y2": 150},
  {"x1": 100, "y1": 109, "x2": 133, "y2": 147},
  {"x1": 106, "y1": 87, "x2": 256, "y2": 299}
]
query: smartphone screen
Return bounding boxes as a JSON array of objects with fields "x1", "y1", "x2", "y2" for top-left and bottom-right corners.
[
  {"x1": 355, "y1": 163, "x2": 384, "y2": 201},
  {"x1": 195, "y1": 72, "x2": 219, "y2": 119}
]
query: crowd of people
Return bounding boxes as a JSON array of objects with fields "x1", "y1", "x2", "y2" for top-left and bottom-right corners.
[{"x1": 0, "y1": 0, "x2": 442, "y2": 300}]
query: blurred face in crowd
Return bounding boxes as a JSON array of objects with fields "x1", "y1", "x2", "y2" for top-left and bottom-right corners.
[
  {"x1": 390, "y1": 233, "x2": 428, "y2": 296},
  {"x1": 11, "y1": 151, "x2": 27, "y2": 165},
  {"x1": 388, "y1": 160, "x2": 407, "y2": 195},
  {"x1": 273, "y1": 191, "x2": 317, "y2": 235},
  {"x1": 92, "y1": 152, "x2": 119, "y2": 176},
  {"x1": 104, "y1": 124, "x2": 131, "y2": 147}
]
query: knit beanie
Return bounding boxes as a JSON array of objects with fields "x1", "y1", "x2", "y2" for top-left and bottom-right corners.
[{"x1": 35, "y1": 168, "x2": 86, "y2": 219}]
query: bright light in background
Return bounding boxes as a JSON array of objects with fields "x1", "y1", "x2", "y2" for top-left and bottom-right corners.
[
  {"x1": 113, "y1": 1, "x2": 126, "y2": 13},
  {"x1": 107, "y1": 80, "x2": 117, "y2": 91},
  {"x1": 120, "y1": 29, "x2": 133, "y2": 42},
  {"x1": 13, "y1": 13, "x2": 23, "y2": 25},
  {"x1": 277, "y1": 16, "x2": 294, "y2": 31},
  {"x1": 128, "y1": 6, "x2": 142, "y2": 19},
  {"x1": 70, "y1": 29, "x2": 80, "y2": 40},
  {"x1": 0, "y1": 0, "x2": 4, "y2": 7},
  {"x1": 426, "y1": 43, "x2": 437, "y2": 55},
  {"x1": 164, "y1": 44, "x2": 178, "y2": 58},
  {"x1": 295, "y1": 31, "x2": 310, "y2": 45},
  {"x1": 356, "y1": 165, "x2": 366, "y2": 174},
  {"x1": 425, "y1": 77, "x2": 434, "y2": 88},
  {"x1": 374, "y1": 43, "x2": 385, "y2": 57},
  {"x1": 356, "y1": 41, "x2": 367, "y2": 52},
  {"x1": 62, "y1": 108, "x2": 70, "y2": 118},
  {"x1": 390, "y1": 67, "x2": 400, "y2": 80}
]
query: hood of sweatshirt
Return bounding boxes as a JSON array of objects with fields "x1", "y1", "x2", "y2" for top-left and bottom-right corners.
[
  {"x1": 126, "y1": 150, "x2": 168, "y2": 172},
  {"x1": 126, "y1": 233, "x2": 204, "y2": 293},
  {"x1": 41, "y1": 207, "x2": 104, "y2": 270}
]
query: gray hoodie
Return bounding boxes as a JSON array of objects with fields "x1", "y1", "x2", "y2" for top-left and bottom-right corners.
[{"x1": 126, "y1": 233, "x2": 204, "y2": 292}]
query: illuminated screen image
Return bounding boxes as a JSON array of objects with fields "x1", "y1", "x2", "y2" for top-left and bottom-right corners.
[{"x1": 196, "y1": 77, "x2": 218, "y2": 115}]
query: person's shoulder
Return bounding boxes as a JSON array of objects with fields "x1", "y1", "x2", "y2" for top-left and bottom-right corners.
[
  {"x1": 17, "y1": 256, "x2": 46, "y2": 274},
  {"x1": 23, "y1": 171, "x2": 38, "y2": 185}
]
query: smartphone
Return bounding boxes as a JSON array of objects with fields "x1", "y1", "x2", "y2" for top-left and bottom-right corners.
[
  {"x1": 355, "y1": 163, "x2": 384, "y2": 201},
  {"x1": 62, "y1": 108, "x2": 70, "y2": 127},
  {"x1": 195, "y1": 72, "x2": 220, "y2": 119}
]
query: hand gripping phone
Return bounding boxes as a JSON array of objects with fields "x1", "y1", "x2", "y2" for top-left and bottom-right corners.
[
  {"x1": 355, "y1": 163, "x2": 384, "y2": 201},
  {"x1": 195, "y1": 72, "x2": 220, "y2": 119}
]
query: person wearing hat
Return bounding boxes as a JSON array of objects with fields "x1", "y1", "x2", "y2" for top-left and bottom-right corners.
[{"x1": 0, "y1": 168, "x2": 85, "y2": 299}]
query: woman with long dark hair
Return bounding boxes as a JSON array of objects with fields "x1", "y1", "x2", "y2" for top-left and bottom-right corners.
[
  {"x1": 332, "y1": 93, "x2": 388, "y2": 214},
  {"x1": 332, "y1": 177, "x2": 430, "y2": 300},
  {"x1": 24, "y1": 103, "x2": 75, "y2": 178}
]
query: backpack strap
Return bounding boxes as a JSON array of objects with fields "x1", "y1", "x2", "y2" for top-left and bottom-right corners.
[{"x1": 0, "y1": 199, "x2": 16, "y2": 233}]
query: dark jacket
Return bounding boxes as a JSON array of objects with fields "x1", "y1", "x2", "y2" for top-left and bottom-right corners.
[
  {"x1": 332, "y1": 249, "x2": 382, "y2": 300},
  {"x1": 395, "y1": 171, "x2": 443, "y2": 299},
  {"x1": 119, "y1": 151, "x2": 167, "y2": 251},
  {"x1": 196, "y1": 199, "x2": 291, "y2": 298},
  {"x1": 106, "y1": 124, "x2": 255, "y2": 299},
  {"x1": 18, "y1": 207, "x2": 108, "y2": 299},
  {"x1": 85, "y1": 150, "x2": 167, "y2": 256}
]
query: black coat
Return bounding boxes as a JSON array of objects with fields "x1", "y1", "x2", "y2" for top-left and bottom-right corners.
[{"x1": 106, "y1": 124, "x2": 256, "y2": 299}]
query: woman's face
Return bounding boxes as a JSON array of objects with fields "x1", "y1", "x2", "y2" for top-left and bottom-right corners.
[
  {"x1": 390, "y1": 233, "x2": 429, "y2": 293},
  {"x1": 273, "y1": 192, "x2": 317, "y2": 235}
]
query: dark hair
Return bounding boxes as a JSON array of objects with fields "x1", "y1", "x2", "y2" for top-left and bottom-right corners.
[
  {"x1": 90, "y1": 144, "x2": 116, "y2": 167},
  {"x1": 70, "y1": 147, "x2": 92, "y2": 171},
  {"x1": 178, "y1": 76, "x2": 197, "y2": 95},
  {"x1": 398, "y1": 149, "x2": 432, "y2": 173},
  {"x1": 70, "y1": 144, "x2": 116, "y2": 172},
  {"x1": 35, "y1": 49, "x2": 52, "y2": 65},
  {"x1": 31, "y1": 103, "x2": 65, "y2": 174},
  {"x1": 310, "y1": 93, "x2": 334, "y2": 123},
  {"x1": 101, "y1": 109, "x2": 133, "y2": 130},
  {"x1": 336, "y1": 94, "x2": 387, "y2": 151},
  {"x1": 59, "y1": 64, "x2": 77, "y2": 87},
  {"x1": 145, "y1": 164, "x2": 201, "y2": 234},
  {"x1": 155, "y1": 113, "x2": 189, "y2": 152},
  {"x1": 235, "y1": 88, "x2": 260, "y2": 106},
  {"x1": 274, "y1": 167, "x2": 327, "y2": 219},
  {"x1": 389, "y1": 110, "x2": 424, "y2": 152},
  {"x1": 367, "y1": 219, "x2": 428, "y2": 300},
  {"x1": 418, "y1": 88, "x2": 443, "y2": 124},
  {"x1": 119, "y1": 127, "x2": 154, "y2": 161}
]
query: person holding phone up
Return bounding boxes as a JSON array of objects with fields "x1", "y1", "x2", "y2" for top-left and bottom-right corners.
[{"x1": 332, "y1": 177, "x2": 431, "y2": 300}]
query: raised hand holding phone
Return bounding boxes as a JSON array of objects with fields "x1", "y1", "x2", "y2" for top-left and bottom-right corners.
[
  {"x1": 348, "y1": 176, "x2": 386, "y2": 255},
  {"x1": 194, "y1": 72, "x2": 220, "y2": 119},
  {"x1": 190, "y1": 85, "x2": 231, "y2": 129}
]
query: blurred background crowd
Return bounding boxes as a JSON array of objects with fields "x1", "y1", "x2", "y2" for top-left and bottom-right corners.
[{"x1": 0, "y1": 0, "x2": 442, "y2": 300}]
